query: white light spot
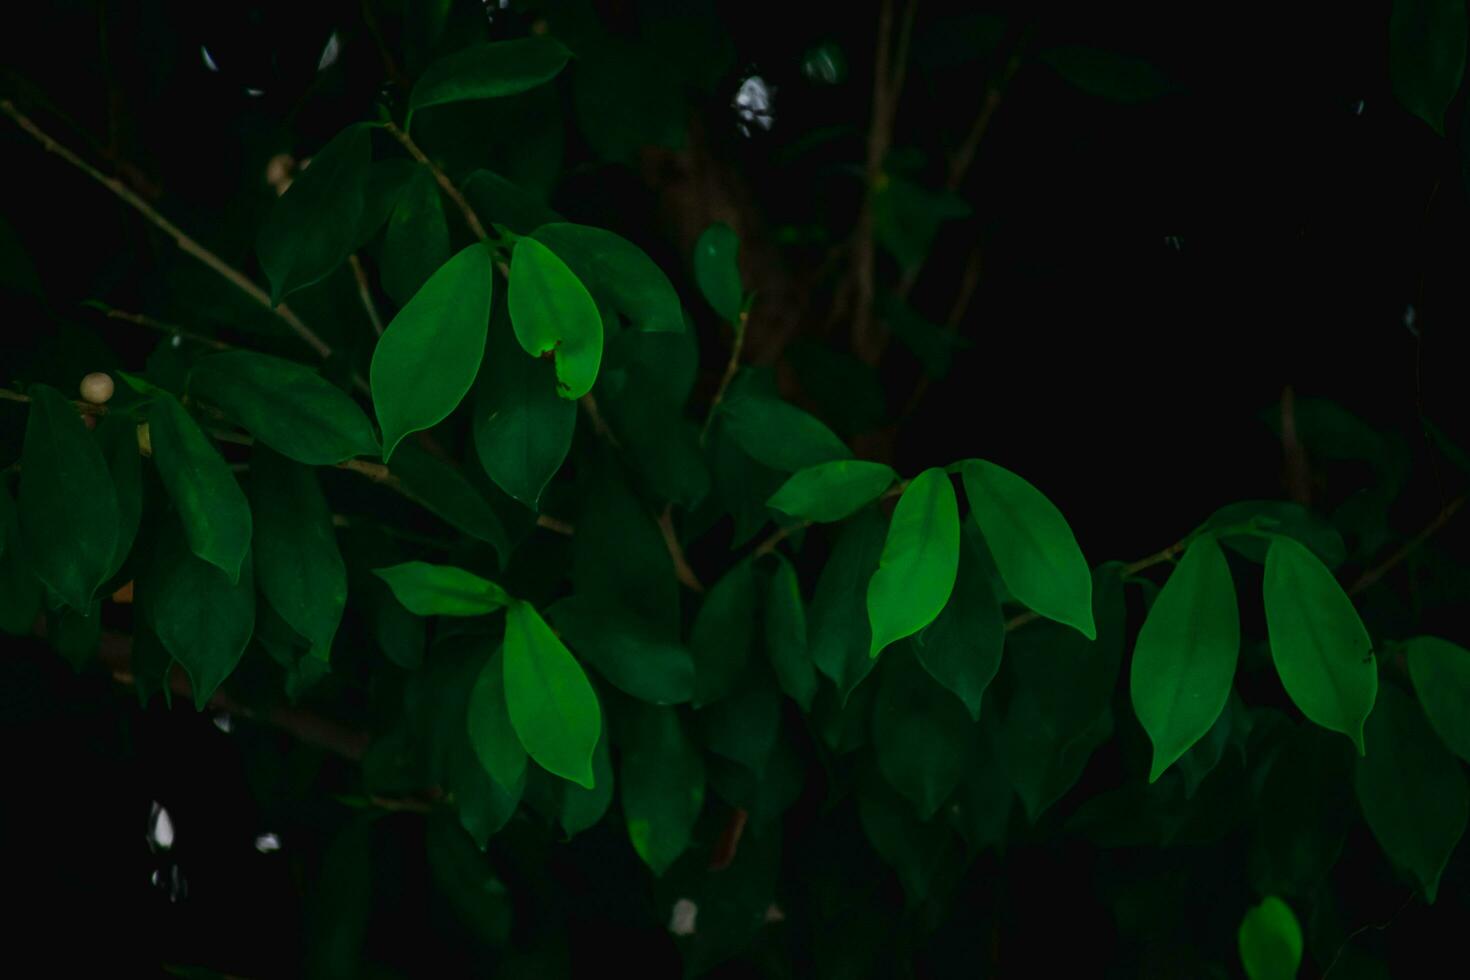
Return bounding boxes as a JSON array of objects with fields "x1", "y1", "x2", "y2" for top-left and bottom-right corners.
[
  {"x1": 764, "y1": 903, "x2": 785, "y2": 923},
  {"x1": 317, "y1": 31, "x2": 341, "y2": 72},
  {"x1": 1164, "y1": 235, "x2": 1183, "y2": 251},
  {"x1": 170, "y1": 334, "x2": 183, "y2": 348},
  {"x1": 147, "y1": 801, "x2": 175, "y2": 851},
  {"x1": 254, "y1": 832, "x2": 282, "y2": 853},
  {"x1": 669, "y1": 898, "x2": 698, "y2": 936},
  {"x1": 1404, "y1": 303, "x2": 1419, "y2": 336},
  {"x1": 201, "y1": 46, "x2": 220, "y2": 73},
  {"x1": 245, "y1": 87, "x2": 266, "y2": 98},
  {"x1": 212, "y1": 712, "x2": 233, "y2": 734},
  {"x1": 733, "y1": 75, "x2": 776, "y2": 136},
  {"x1": 1352, "y1": 99, "x2": 1365, "y2": 116}
]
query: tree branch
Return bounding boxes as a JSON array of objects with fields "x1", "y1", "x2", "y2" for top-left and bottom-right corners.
[{"x1": 382, "y1": 120, "x2": 490, "y2": 243}]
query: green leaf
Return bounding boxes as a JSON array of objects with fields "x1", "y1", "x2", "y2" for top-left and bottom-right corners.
[
  {"x1": 721, "y1": 393, "x2": 851, "y2": 473},
  {"x1": 370, "y1": 242, "x2": 493, "y2": 460},
  {"x1": 766, "y1": 460, "x2": 898, "y2": 523},
  {"x1": 573, "y1": 458, "x2": 678, "y2": 635},
  {"x1": 256, "y1": 123, "x2": 372, "y2": 303},
  {"x1": 1237, "y1": 896, "x2": 1303, "y2": 980},
  {"x1": 381, "y1": 167, "x2": 451, "y2": 308},
  {"x1": 531, "y1": 222, "x2": 683, "y2": 333},
  {"x1": 619, "y1": 702, "x2": 705, "y2": 875},
  {"x1": 1406, "y1": 636, "x2": 1470, "y2": 762},
  {"x1": 696, "y1": 674, "x2": 782, "y2": 775},
  {"x1": 467, "y1": 647, "x2": 528, "y2": 789},
  {"x1": 1263, "y1": 536, "x2": 1376, "y2": 753},
  {"x1": 1130, "y1": 535, "x2": 1240, "y2": 782},
  {"x1": 692, "y1": 560, "x2": 759, "y2": 707},
  {"x1": 1038, "y1": 46, "x2": 1173, "y2": 103},
  {"x1": 189, "y1": 351, "x2": 378, "y2": 464},
  {"x1": 693, "y1": 222, "x2": 742, "y2": 321},
  {"x1": 148, "y1": 393, "x2": 252, "y2": 582},
  {"x1": 355, "y1": 158, "x2": 416, "y2": 249},
  {"x1": 50, "y1": 600, "x2": 101, "y2": 671},
  {"x1": 250, "y1": 449, "x2": 346, "y2": 659},
  {"x1": 1391, "y1": 0, "x2": 1468, "y2": 134},
  {"x1": 872, "y1": 647, "x2": 972, "y2": 818},
  {"x1": 502, "y1": 600, "x2": 601, "y2": 788},
  {"x1": 1257, "y1": 724, "x2": 1353, "y2": 896},
  {"x1": 872, "y1": 174, "x2": 970, "y2": 270},
  {"x1": 18, "y1": 384, "x2": 119, "y2": 609},
  {"x1": 866, "y1": 468, "x2": 960, "y2": 658},
  {"x1": 877, "y1": 292, "x2": 968, "y2": 378},
  {"x1": 913, "y1": 538, "x2": 1004, "y2": 720},
  {"x1": 811, "y1": 508, "x2": 889, "y2": 700},
  {"x1": 962, "y1": 458, "x2": 1094, "y2": 639},
  {"x1": 548, "y1": 596, "x2": 694, "y2": 705},
  {"x1": 463, "y1": 169, "x2": 560, "y2": 236},
  {"x1": 408, "y1": 37, "x2": 572, "y2": 119},
  {"x1": 508, "y1": 237, "x2": 603, "y2": 400},
  {"x1": 373, "y1": 561, "x2": 509, "y2": 616},
  {"x1": 390, "y1": 442, "x2": 512, "y2": 564},
  {"x1": 472, "y1": 307, "x2": 574, "y2": 510},
  {"x1": 95, "y1": 411, "x2": 142, "y2": 581},
  {"x1": 1354, "y1": 686, "x2": 1469, "y2": 902},
  {"x1": 764, "y1": 555, "x2": 816, "y2": 711},
  {"x1": 139, "y1": 520, "x2": 255, "y2": 708},
  {"x1": 858, "y1": 768, "x2": 961, "y2": 903},
  {"x1": 560, "y1": 727, "x2": 615, "y2": 838}
]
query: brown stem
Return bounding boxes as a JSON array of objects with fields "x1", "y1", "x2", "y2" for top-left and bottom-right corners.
[
  {"x1": 700, "y1": 308, "x2": 748, "y2": 441},
  {"x1": 348, "y1": 254, "x2": 385, "y2": 335},
  {"x1": 382, "y1": 120, "x2": 490, "y2": 242},
  {"x1": 658, "y1": 505, "x2": 706, "y2": 592},
  {"x1": 1349, "y1": 495, "x2": 1466, "y2": 596}
]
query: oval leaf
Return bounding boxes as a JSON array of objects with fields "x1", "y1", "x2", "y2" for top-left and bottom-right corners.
[
  {"x1": 507, "y1": 238, "x2": 603, "y2": 400},
  {"x1": 1390, "y1": 0, "x2": 1468, "y2": 135},
  {"x1": 692, "y1": 560, "x2": 758, "y2": 707},
  {"x1": 18, "y1": 384, "x2": 118, "y2": 609},
  {"x1": 468, "y1": 647, "x2": 528, "y2": 790},
  {"x1": 767, "y1": 459, "x2": 898, "y2": 523},
  {"x1": 872, "y1": 647, "x2": 972, "y2": 818},
  {"x1": 1354, "y1": 686, "x2": 1469, "y2": 903},
  {"x1": 913, "y1": 538, "x2": 1004, "y2": 720},
  {"x1": 371, "y1": 243, "x2": 493, "y2": 460},
  {"x1": 190, "y1": 350, "x2": 378, "y2": 464},
  {"x1": 961, "y1": 459, "x2": 1094, "y2": 639},
  {"x1": 1406, "y1": 636, "x2": 1470, "y2": 762},
  {"x1": 532, "y1": 222, "x2": 683, "y2": 333},
  {"x1": 721, "y1": 394, "x2": 851, "y2": 473},
  {"x1": 1263, "y1": 536, "x2": 1376, "y2": 753},
  {"x1": 1130, "y1": 535, "x2": 1240, "y2": 782},
  {"x1": 502, "y1": 600, "x2": 601, "y2": 788},
  {"x1": 409, "y1": 37, "x2": 572, "y2": 118},
  {"x1": 693, "y1": 222, "x2": 742, "y2": 321},
  {"x1": 1237, "y1": 896, "x2": 1303, "y2": 980},
  {"x1": 148, "y1": 393, "x2": 252, "y2": 582},
  {"x1": 765, "y1": 555, "x2": 816, "y2": 711},
  {"x1": 373, "y1": 561, "x2": 509, "y2": 617},
  {"x1": 381, "y1": 166, "x2": 451, "y2": 308},
  {"x1": 548, "y1": 596, "x2": 694, "y2": 705},
  {"x1": 620, "y1": 702, "x2": 705, "y2": 876},
  {"x1": 866, "y1": 468, "x2": 960, "y2": 658}
]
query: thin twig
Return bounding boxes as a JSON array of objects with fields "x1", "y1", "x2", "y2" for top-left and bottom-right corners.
[
  {"x1": 87, "y1": 303, "x2": 234, "y2": 350},
  {"x1": 1349, "y1": 495, "x2": 1466, "y2": 596},
  {"x1": 700, "y1": 309, "x2": 748, "y2": 442},
  {"x1": 348, "y1": 254, "x2": 385, "y2": 335},
  {"x1": 382, "y1": 120, "x2": 490, "y2": 242},
  {"x1": 1, "y1": 98, "x2": 334, "y2": 362},
  {"x1": 658, "y1": 505, "x2": 705, "y2": 592}
]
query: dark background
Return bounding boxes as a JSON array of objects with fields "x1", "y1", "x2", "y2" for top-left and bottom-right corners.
[{"x1": 3, "y1": 1, "x2": 1468, "y2": 975}]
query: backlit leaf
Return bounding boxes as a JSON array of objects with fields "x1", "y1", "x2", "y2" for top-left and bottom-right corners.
[
  {"x1": 866, "y1": 468, "x2": 960, "y2": 658},
  {"x1": 373, "y1": 561, "x2": 509, "y2": 617},
  {"x1": 767, "y1": 460, "x2": 898, "y2": 523},
  {"x1": 507, "y1": 237, "x2": 603, "y2": 400},
  {"x1": 503, "y1": 600, "x2": 601, "y2": 788}
]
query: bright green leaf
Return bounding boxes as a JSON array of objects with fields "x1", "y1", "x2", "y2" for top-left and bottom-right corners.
[
  {"x1": 409, "y1": 37, "x2": 572, "y2": 119},
  {"x1": 370, "y1": 242, "x2": 493, "y2": 460},
  {"x1": 1237, "y1": 896, "x2": 1303, "y2": 980},
  {"x1": 766, "y1": 459, "x2": 898, "y2": 523},
  {"x1": 1406, "y1": 636, "x2": 1470, "y2": 762},
  {"x1": 866, "y1": 468, "x2": 960, "y2": 658},
  {"x1": 693, "y1": 222, "x2": 742, "y2": 321},
  {"x1": 1263, "y1": 536, "x2": 1376, "y2": 753},
  {"x1": 962, "y1": 458, "x2": 1094, "y2": 639},
  {"x1": 148, "y1": 392, "x2": 252, "y2": 582},
  {"x1": 18, "y1": 384, "x2": 118, "y2": 609},
  {"x1": 620, "y1": 702, "x2": 705, "y2": 875},
  {"x1": 532, "y1": 222, "x2": 683, "y2": 333},
  {"x1": 507, "y1": 237, "x2": 603, "y2": 400},
  {"x1": 1354, "y1": 685, "x2": 1469, "y2": 902},
  {"x1": 1130, "y1": 535, "x2": 1240, "y2": 781},
  {"x1": 502, "y1": 600, "x2": 601, "y2": 788},
  {"x1": 373, "y1": 561, "x2": 509, "y2": 617},
  {"x1": 189, "y1": 350, "x2": 378, "y2": 464}
]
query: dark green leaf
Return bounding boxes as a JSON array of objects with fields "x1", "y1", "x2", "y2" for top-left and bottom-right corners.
[
  {"x1": 473, "y1": 307, "x2": 574, "y2": 509},
  {"x1": 766, "y1": 460, "x2": 898, "y2": 523},
  {"x1": 1130, "y1": 535, "x2": 1240, "y2": 781},
  {"x1": 507, "y1": 237, "x2": 603, "y2": 399},
  {"x1": 50, "y1": 600, "x2": 101, "y2": 670},
  {"x1": 370, "y1": 242, "x2": 493, "y2": 460},
  {"x1": 381, "y1": 167, "x2": 451, "y2": 308},
  {"x1": 95, "y1": 412, "x2": 142, "y2": 580},
  {"x1": 913, "y1": 538, "x2": 1004, "y2": 720},
  {"x1": 1263, "y1": 536, "x2": 1376, "y2": 753},
  {"x1": 867, "y1": 467, "x2": 960, "y2": 658},
  {"x1": 693, "y1": 222, "x2": 742, "y2": 321},
  {"x1": 764, "y1": 555, "x2": 816, "y2": 711},
  {"x1": 1391, "y1": 0, "x2": 1468, "y2": 134},
  {"x1": 559, "y1": 727, "x2": 615, "y2": 838},
  {"x1": 872, "y1": 174, "x2": 969, "y2": 269},
  {"x1": 463, "y1": 169, "x2": 560, "y2": 236},
  {"x1": 1354, "y1": 686, "x2": 1469, "y2": 902},
  {"x1": 1199, "y1": 500, "x2": 1346, "y2": 569},
  {"x1": 811, "y1": 508, "x2": 889, "y2": 700},
  {"x1": 877, "y1": 293, "x2": 968, "y2": 378},
  {"x1": 1256, "y1": 723, "x2": 1353, "y2": 897},
  {"x1": 251, "y1": 449, "x2": 346, "y2": 658},
  {"x1": 148, "y1": 392, "x2": 252, "y2": 582},
  {"x1": 1038, "y1": 46, "x2": 1173, "y2": 102},
  {"x1": 1405, "y1": 636, "x2": 1470, "y2": 762},
  {"x1": 697, "y1": 674, "x2": 782, "y2": 774},
  {"x1": 532, "y1": 222, "x2": 683, "y2": 333},
  {"x1": 409, "y1": 37, "x2": 572, "y2": 118},
  {"x1": 720, "y1": 393, "x2": 851, "y2": 473},
  {"x1": 962, "y1": 458, "x2": 1094, "y2": 639},
  {"x1": 692, "y1": 560, "x2": 758, "y2": 707},
  {"x1": 468, "y1": 647, "x2": 528, "y2": 789},
  {"x1": 390, "y1": 442, "x2": 511, "y2": 563},
  {"x1": 573, "y1": 457, "x2": 678, "y2": 634},
  {"x1": 873, "y1": 647, "x2": 972, "y2": 818},
  {"x1": 549, "y1": 596, "x2": 694, "y2": 705},
  {"x1": 19, "y1": 384, "x2": 118, "y2": 609},
  {"x1": 257, "y1": 123, "x2": 372, "y2": 303},
  {"x1": 858, "y1": 768, "x2": 961, "y2": 904},
  {"x1": 373, "y1": 561, "x2": 509, "y2": 616},
  {"x1": 503, "y1": 600, "x2": 601, "y2": 788},
  {"x1": 619, "y1": 702, "x2": 705, "y2": 875},
  {"x1": 1237, "y1": 896, "x2": 1303, "y2": 980},
  {"x1": 139, "y1": 519, "x2": 255, "y2": 708}
]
